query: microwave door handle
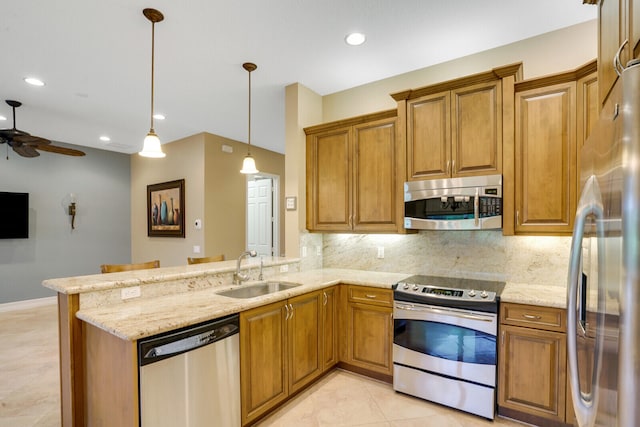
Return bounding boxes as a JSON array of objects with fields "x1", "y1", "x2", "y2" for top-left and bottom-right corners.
[{"x1": 474, "y1": 188, "x2": 479, "y2": 226}]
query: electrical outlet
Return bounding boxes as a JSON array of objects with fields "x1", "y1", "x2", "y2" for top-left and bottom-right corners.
[
  {"x1": 280, "y1": 264, "x2": 289, "y2": 273},
  {"x1": 193, "y1": 245, "x2": 201, "y2": 254},
  {"x1": 316, "y1": 246, "x2": 322, "y2": 256},
  {"x1": 302, "y1": 246, "x2": 307, "y2": 257},
  {"x1": 377, "y1": 246, "x2": 385, "y2": 259},
  {"x1": 121, "y1": 286, "x2": 141, "y2": 300}
]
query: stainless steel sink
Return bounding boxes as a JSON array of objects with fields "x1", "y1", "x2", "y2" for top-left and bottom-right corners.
[{"x1": 216, "y1": 281, "x2": 302, "y2": 299}]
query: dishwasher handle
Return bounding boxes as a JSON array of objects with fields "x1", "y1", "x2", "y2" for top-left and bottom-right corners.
[{"x1": 139, "y1": 314, "x2": 239, "y2": 366}]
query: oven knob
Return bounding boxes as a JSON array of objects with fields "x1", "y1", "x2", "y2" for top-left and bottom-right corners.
[
  {"x1": 481, "y1": 290, "x2": 489, "y2": 299},
  {"x1": 403, "y1": 284, "x2": 409, "y2": 290},
  {"x1": 412, "y1": 285, "x2": 420, "y2": 291},
  {"x1": 468, "y1": 290, "x2": 476, "y2": 298}
]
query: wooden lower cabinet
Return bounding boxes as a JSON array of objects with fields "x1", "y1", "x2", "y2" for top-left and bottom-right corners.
[
  {"x1": 321, "y1": 286, "x2": 339, "y2": 371},
  {"x1": 498, "y1": 303, "x2": 569, "y2": 426},
  {"x1": 343, "y1": 286, "x2": 393, "y2": 378},
  {"x1": 240, "y1": 291, "x2": 323, "y2": 426}
]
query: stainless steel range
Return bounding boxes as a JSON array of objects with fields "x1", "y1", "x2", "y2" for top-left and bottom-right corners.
[{"x1": 392, "y1": 275, "x2": 505, "y2": 419}]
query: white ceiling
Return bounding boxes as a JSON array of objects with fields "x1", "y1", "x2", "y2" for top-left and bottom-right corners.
[{"x1": 0, "y1": 1, "x2": 596, "y2": 155}]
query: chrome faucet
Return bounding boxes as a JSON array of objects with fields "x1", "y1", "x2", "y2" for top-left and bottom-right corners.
[{"x1": 234, "y1": 250, "x2": 257, "y2": 285}]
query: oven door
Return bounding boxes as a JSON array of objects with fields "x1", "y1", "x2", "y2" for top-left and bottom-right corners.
[{"x1": 393, "y1": 301, "x2": 498, "y2": 387}]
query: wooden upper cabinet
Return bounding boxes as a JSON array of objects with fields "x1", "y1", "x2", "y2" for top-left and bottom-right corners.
[
  {"x1": 405, "y1": 80, "x2": 502, "y2": 180},
  {"x1": 306, "y1": 126, "x2": 351, "y2": 231},
  {"x1": 451, "y1": 81, "x2": 502, "y2": 176},
  {"x1": 514, "y1": 81, "x2": 577, "y2": 235},
  {"x1": 395, "y1": 63, "x2": 520, "y2": 182},
  {"x1": 305, "y1": 110, "x2": 404, "y2": 233},
  {"x1": 597, "y1": 0, "x2": 640, "y2": 106},
  {"x1": 407, "y1": 91, "x2": 451, "y2": 178}
]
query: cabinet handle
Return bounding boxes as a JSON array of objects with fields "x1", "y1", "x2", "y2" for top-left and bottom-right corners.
[
  {"x1": 284, "y1": 304, "x2": 290, "y2": 320},
  {"x1": 451, "y1": 159, "x2": 455, "y2": 174},
  {"x1": 501, "y1": 330, "x2": 505, "y2": 346},
  {"x1": 523, "y1": 314, "x2": 542, "y2": 320},
  {"x1": 289, "y1": 303, "x2": 294, "y2": 320},
  {"x1": 365, "y1": 294, "x2": 377, "y2": 299},
  {"x1": 446, "y1": 160, "x2": 451, "y2": 175},
  {"x1": 323, "y1": 291, "x2": 328, "y2": 306},
  {"x1": 516, "y1": 210, "x2": 520, "y2": 226}
]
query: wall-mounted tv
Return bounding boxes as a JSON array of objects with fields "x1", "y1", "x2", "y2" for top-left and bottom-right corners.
[{"x1": 0, "y1": 192, "x2": 29, "y2": 239}]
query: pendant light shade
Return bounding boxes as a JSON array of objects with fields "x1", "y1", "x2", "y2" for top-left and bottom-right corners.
[
  {"x1": 139, "y1": 8, "x2": 166, "y2": 158},
  {"x1": 240, "y1": 62, "x2": 259, "y2": 174}
]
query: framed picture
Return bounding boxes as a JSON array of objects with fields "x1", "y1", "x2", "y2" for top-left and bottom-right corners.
[{"x1": 147, "y1": 179, "x2": 185, "y2": 237}]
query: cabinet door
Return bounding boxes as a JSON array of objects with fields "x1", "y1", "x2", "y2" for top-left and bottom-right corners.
[
  {"x1": 498, "y1": 324, "x2": 567, "y2": 423},
  {"x1": 407, "y1": 91, "x2": 451, "y2": 180},
  {"x1": 346, "y1": 301, "x2": 393, "y2": 376},
  {"x1": 288, "y1": 291, "x2": 323, "y2": 394},
  {"x1": 306, "y1": 127, "x2": 351, "y2": 231},
  {"x1": 240, "y1": 301, "x2": 288, "y2": 425},
  {"x1": 451, "y1": 80, "x2": 502, "y2": 177},
  {"x1": 515, "y1": 82, "x2": 576, "y2": 235},
  {"x1": 598, "y1": 0, "x2": 624, "y2": 106},
  {"x1": 322, "y1": 286, "x2": 338, "y2": 371},
  {"x1": 352, "y1": 117, "x2": 399, "y2": 231}
]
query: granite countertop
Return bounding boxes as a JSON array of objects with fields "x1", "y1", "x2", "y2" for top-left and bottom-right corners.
[
  {"x1": 76, "y1": 268, "x2": 410, "y2": 341},
  {"x1": 72, "y1": 267, "x2": 569, "y2": 342}
]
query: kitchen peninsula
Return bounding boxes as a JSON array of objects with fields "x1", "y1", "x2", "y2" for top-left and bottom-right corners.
[{"x1": 43, "y1": 258, "x2": 568, "y2": 426}]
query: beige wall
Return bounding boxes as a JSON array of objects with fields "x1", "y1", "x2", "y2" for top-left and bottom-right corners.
[
  {"x1": 284, "y1": 20, "x2": 598, "y2": 259},
  {"x1": 321, "y1": 20, "x2": 598, "y2": 123},
  {"x1": 284, "y1": 84, "x2": 322, "y2": 258},
  {"x1": 132, "y1": 132, "x2": 285, "y2": 267}
]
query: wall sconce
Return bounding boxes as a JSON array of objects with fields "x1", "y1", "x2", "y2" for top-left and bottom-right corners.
[{"x1": 68, "y1": 193, "x2": 77, "y2": 230}]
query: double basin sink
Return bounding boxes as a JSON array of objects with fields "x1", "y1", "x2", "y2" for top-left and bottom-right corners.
[{"x1": 216, "y1": 281, "x2": 302, "y2": 299}]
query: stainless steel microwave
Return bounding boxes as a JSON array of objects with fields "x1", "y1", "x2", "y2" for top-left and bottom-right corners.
[{"x1": 404, "y1": 174, "x2": 502, "y2": 230}]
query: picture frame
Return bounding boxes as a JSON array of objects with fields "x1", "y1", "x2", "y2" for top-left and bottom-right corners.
[{"x1": 147, "y1": 179, "x2": 185, "y2": 237}]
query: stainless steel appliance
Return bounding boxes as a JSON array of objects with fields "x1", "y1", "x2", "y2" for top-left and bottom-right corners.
[
  {"x1": 138, "y1": 314, "x2": 240, "y2": 427},
  {"x1": 393, "y1": 275, "x2": 505, "y2": 419},
  {"x1": 403, "y1": 174, "x2": 502, "y2": 230},
  {"x1": 567, "y1": 57, "x2": 640, "y2": 426}
]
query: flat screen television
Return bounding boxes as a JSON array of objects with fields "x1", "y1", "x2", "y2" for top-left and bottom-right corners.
[{"x1": 0, "y1": 192, "x2": 29, "y2": 239}]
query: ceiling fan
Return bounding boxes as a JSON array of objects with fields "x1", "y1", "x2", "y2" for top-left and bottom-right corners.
[{"x1": 0, "y1": 100, "x2": 85, "y2": 158}]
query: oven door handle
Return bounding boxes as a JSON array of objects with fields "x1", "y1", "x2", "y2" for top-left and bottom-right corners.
[
  {"x1": 474, "y1": 187, "x2": 479, "y2": 227},
  {"x1": 395, "y1": 303, "x2": 495, "y2": 322}
]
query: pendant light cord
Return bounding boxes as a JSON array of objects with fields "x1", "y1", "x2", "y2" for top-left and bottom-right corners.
[
  {"x1": 150, "y1": 21, "x2": 156, "y2": 132},
  {"x1": 247, "y1": 67, "x2": 251, "y2": 155}
]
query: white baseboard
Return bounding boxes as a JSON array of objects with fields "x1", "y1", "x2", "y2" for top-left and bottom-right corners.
[{"x1": 0, "y1": 296, "x2": 57, "y2": 313}]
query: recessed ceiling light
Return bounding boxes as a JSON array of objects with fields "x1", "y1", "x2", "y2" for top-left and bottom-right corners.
[
  {"x1": 345, "y1": 32, "x2": 366, "y2": 46},
  {"x1": 99, "y1": 136, "x2": 111, "y2": 142},
  {"x1": 24, "y1": 77, "x2": 45, "y2": 87},
  {"x1": 153, "y1": 113, "x2": 165, "y2": 120}
]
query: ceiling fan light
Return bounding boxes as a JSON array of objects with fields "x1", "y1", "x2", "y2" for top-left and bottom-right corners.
[
  {"x1": 139, "y1": 131, "x2": 166, "y2": 158},
  {"x1": 240, "y1": 155, "x2": 259, "y2": 174}
]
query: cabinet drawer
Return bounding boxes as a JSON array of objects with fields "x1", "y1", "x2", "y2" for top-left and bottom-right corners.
[
  {"x1": 347, "y1": 286, "x2": 392, "y2": 307},
  {"x1": 500, "y1": 303, "x2": 565, "y2": 332}
]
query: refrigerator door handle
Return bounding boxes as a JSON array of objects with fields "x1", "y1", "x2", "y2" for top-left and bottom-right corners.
[{"x1": 567, "y1": 175, "x2": 606, "y2": 427}]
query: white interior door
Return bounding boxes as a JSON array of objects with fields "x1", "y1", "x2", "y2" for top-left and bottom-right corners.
[{"x1": 247, "y1": 177, "x2": 273, "y2": 256}]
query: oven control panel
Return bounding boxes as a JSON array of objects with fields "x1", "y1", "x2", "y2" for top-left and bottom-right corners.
[{"x1": 395, "y1": 281, "x2": 496, "y2": 302}]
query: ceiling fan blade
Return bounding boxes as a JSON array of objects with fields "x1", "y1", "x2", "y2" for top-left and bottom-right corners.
[
  {"x1": 36, "y1": 144, "x2": 86, "y2": 156},
  {"x1": 13, "y1": 134, "x2": 51, "y2": 145},
  {"x1": 12, "y1": 144, "x2": 40, "y2": 157}
]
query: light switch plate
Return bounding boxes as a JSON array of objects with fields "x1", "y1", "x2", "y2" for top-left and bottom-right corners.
[
  {"x1": 285, "y1": 196, "x2": 297, "y2": 211},
  {"x1": 280, "y1": 264, "x2": 289, "y2": 273}
]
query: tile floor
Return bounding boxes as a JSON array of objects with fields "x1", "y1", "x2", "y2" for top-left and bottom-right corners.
[{"x1": 0, "y1": 303, "x2": 527, "y2": 427}]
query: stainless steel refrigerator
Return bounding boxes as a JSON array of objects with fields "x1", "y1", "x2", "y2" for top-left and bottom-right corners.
[{"x1": 567, "y1": 58, "x2": 640, "y2": 426}]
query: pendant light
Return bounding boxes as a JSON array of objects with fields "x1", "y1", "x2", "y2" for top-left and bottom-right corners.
[
  {"x1": 240, "y1": 62, "x2": 259, "y2": 174},
  {"x1": 139, "y1": 8, "x2": 166, "y2": 158}
]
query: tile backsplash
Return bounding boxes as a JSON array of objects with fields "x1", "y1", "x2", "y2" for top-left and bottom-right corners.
[{"x1": 314, "y1": 231, "x2": 571, "y2": 287}]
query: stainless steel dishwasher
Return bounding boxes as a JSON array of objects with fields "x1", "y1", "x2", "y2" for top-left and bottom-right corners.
[{"x1": 138, "y1": 313, "x2": 240, "y2": 427}]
